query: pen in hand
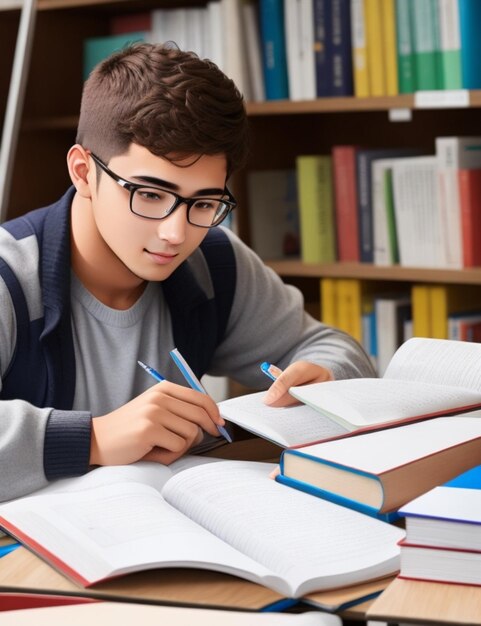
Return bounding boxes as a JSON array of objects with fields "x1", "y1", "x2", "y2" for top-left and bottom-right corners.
[
  {"x1": 260, "y1": 362, "x2": 283, "y2": 381},
  {"x1": 169, "y1": 348, "x2": 232, "y2": 443},
  {"x1": 137, "y1": 360, "x2": 165, "y2": 383}
]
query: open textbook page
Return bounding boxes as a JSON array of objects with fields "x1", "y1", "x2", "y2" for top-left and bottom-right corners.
[
  {"x1": 219, "y1": 391, "x2": 348, "y2": 446},
  {"x1": 289, "y1": 338, "x2": 481, "y2": 431},
  {"x1": 0, "y1": 460, "x2": 403, "y2": 598}
]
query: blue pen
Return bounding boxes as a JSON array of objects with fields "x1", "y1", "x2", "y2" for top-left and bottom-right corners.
[
  {"x1": 260, "y1": 361, "x2": 283, "y2": 381},
  {"x1": 169, "y1": 348, "x2": 232, "y2": 443},
  {"x1": 137, "y1": 360, "x2": 165, "y2": 383}
]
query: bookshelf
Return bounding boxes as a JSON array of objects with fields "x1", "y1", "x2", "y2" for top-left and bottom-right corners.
[{"x1": 3, "y1": 0, "x2": 481, "y2": 318}]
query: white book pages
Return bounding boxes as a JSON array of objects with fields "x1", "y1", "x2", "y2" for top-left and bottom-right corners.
[{"x1": 392, "y1": 156, "x2": 447, "y2": 268}]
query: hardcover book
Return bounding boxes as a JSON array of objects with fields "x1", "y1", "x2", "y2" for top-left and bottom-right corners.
[{"x1": 278, "y1": 415, "x2": 481, "y2": 519}]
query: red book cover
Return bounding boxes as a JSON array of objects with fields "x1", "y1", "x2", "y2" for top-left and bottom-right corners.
[
  {"x1": 332, "y1": 145, "x2": 360, "y2": 262},
  {"x1": 0, "y1": 593, "x2": 97, "y2": 612},
  {"x1": 459, "y1": 168, "x2": 481, "y2": 267},
  {"x1": 110, "y1": 12, "x2": 151, "y2": 35}
]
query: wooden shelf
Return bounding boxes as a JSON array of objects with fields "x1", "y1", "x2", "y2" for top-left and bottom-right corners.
[
  {"x1": 35, "y1": 0, "x2": 206, "y2": 10},
  {"x1": 266, "y1": 260, "x2": 481, "y2": 285},
  {"x1": 21, "y1": 91, "x2": 481, "y2": 132},
  {"x1": 247, "y1": 95, "x2": 414, "y2": 115},
  {"x1": 247, "y1": 91, "x2": 481, "y2": 115}
]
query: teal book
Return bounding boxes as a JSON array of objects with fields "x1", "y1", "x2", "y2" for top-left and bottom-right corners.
[
  {"x1": 459, "y1": 0, "x2": 481, "y2": 89},
  {"x1": 258, "y1": 0, "x2": 289, "y2": 100},
  {"x1": 410, "y1": 0, "x2": 442, "y2": 90},
  {"x1": 83, "y1": 32, "x2": 146, "y2": 79},
  {"x1": 395, "y1": 0, "x2": 416, "y2": 93},
  {"x1": 438, "y1": 0, "x2": 462, "y2": 89}
]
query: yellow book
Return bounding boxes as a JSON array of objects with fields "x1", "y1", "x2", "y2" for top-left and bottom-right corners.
[
  {"x1": 411, "y1": 284, "x2": 431, "y2": 338},
  {"x1": 365, "y1": 0, "x2": 385, "y2": 96},
  {"x1": 351, "y1": 0, "x2": 370, "y2": 96},
  {"x1": 296, "y1": 155, "x2": 336, "y2": 264},
  {"x1": 336, "y1": 279, "x2": 374, "y2": 343},
  {"x1": 430, "y1": 285, "x2": 481, "y2": 339},
  {"x1": 320, "y1": 277, "x2": 339, "y2": 327},
  {"x1": 381, "y1": 0, "x2": 398, "y2": 96}
]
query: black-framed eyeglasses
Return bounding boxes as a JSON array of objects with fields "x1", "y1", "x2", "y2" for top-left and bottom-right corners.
[{"x1": 90, "y1": 152, "x2": 237, "y2": 228}]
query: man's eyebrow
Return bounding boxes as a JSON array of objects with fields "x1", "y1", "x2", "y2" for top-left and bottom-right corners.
[{"x1": 132, "y1": 175, "x2": 225, "y2": 196}]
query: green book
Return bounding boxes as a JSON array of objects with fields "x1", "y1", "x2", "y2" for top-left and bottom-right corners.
[
  {"x1": 410, "y1": 0, "x2": 442, "y2": 90},
  {"x1": 384, "y1": 169, "x2": 399, "y2": 264},
  {"x1": 395, "y1": 0, "x2": 416, "y2": 93},
  {"x1": 438, "y1": 0, "x2": 462, "y2": 89},
  {"x1": 296, "y1": 155, "x2": 336, "y2": 264},
  {"x1": 83, "y1": 32, "x2": 146, "y2": 80}
]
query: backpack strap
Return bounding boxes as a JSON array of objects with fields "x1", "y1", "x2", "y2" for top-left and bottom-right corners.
[{"x1": 0, "y1": 256, "x2": 49, "y2": 405}]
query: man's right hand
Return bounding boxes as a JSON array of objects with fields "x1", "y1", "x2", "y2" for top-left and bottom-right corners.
[{"x1": 89, "y1": 382, "x2": 225, "y2": 467}]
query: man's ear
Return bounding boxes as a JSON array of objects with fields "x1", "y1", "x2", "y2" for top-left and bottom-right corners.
[{"x1": 67, "y1": 144, "x2": 94, "y2": 199}]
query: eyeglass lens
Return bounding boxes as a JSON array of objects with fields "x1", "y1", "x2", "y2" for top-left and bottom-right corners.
[{"x1": 132, "y1": 188, "x2": 230, "y2": 227}]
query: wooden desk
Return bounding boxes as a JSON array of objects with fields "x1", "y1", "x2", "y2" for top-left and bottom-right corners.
[
  {"x1": 0, "y1": 546, "x2": 389, "y2": 617},
  {"x1": 367, "y1": 577, "x2": 481, "y2": 626}
]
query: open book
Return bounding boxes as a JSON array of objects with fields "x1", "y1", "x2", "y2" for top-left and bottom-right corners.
[
  {"x1": 219, "y1": 391, "x2": 349, "y2": 447},
  {"x1": 0, "y1": 458, "x2": 404, "y2": 598},
  {"x1": 289, "y1": 338, "x2": 481, "y2": 432}
]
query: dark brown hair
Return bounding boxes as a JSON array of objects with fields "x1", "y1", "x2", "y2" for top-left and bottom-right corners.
[{"x1": 76, "y1": 43, "x2": 250, "y2": 175}]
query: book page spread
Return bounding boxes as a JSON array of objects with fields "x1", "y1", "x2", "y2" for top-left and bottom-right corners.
[
  {"x1": 219, "y1": 391, "x2": 348, "y2": 446},
  {"x1": 0, "y1": 481, "x2": 277, "y2": 590},
  {"x1": 0, "y1": 460, "x2": 404, "y2": 597},
  {"x1": 162, "y1": 461, "x2": 404, "y2": 596}
]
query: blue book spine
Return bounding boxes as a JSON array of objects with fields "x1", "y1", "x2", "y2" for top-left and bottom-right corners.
[
  {"x1": 276, "y1": 474, "x2": 400, "y2": 523},
  {"x1": 330, "y1": 0, "x2": 354, "y2": 96},
  {"x1": 259, "y1": 0, "x2": 289, "y2": 100},
  {"x1": 313, "y1": 0, "x2": 332, "y2": 97},
  {"x1": 459, "y1": 0, "x2": 481, "y2": 89}
]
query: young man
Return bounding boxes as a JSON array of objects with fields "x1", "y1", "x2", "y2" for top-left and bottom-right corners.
[{"x1": 0, "y1": 43, "x2": 375, "y2": 502}]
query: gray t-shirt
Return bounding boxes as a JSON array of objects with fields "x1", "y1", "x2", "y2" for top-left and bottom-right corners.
[{"x1": 0, "y1": 226, "x2": 376, "y2": 501}]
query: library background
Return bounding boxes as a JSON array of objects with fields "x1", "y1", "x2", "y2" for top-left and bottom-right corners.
[{"x1": 2, "y1": 0, "x2": 481, "y2": 380}]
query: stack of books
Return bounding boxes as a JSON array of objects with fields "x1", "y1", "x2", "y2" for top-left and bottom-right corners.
[{"x1": 398, "y1": 468, "x2": 481, "y2": 586}]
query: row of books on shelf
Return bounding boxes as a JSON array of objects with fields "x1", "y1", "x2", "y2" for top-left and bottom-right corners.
[
  {"x1": 263, "y1": 0, "x2": 481, "y2": 100},
  {"x1": 248, "y1": 135, "x2": 481, "y2": 270},
  {"x1": 83, "y1": 1, "x2": 262, "y2": 102},
  {"x1": 319, "y1": 279, "x2": 481, "y2": 375},
  {"x1": 82, "y1": 0, "x2": 481, "y2": 103}
]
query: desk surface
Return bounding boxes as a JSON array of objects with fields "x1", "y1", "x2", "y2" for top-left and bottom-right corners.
[
  {"x1": 367, "y1": 577, "x2": 481, "y2": 626},
  {"x1": 0, "y1": 546, "x2": 388, "y2": 617}
]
